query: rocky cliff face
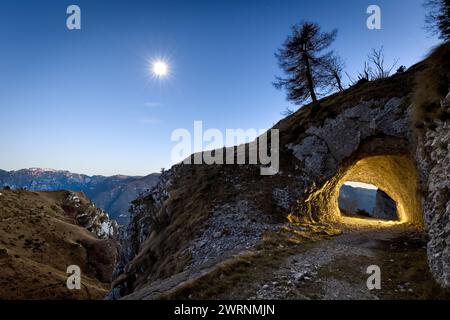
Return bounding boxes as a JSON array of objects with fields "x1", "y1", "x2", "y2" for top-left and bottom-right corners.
[
  {"x1": 60, "y1": 191, "x2": 119, "y2": 239},
  {"x1": 372, "y1": 189, "x2": 397, "y2": 220},
  {"x1": 416, "y1": 90, "x2": 450, "y2": 287},
  {"x1": 0, "y1": 169, "x2": 160, "y2": 224},
  {"x1": 412, "y1": 42, "x2": 450, "y2": 288},
  {"x1": 109, "y1": 43, "x2": 450, "y2": 299}
]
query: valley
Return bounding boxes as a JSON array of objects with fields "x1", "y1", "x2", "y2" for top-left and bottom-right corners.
[{"x1": 0, "y1": 169, "x2": 160, "y2": 224}]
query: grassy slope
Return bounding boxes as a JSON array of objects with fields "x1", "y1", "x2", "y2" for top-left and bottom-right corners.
[{"x1": 0, "y1": 189, "x2": 116, "y2": 299}]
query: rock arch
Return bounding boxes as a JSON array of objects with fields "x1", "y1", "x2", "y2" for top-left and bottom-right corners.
[
  {"x1": 304, "y1": 154, "x2": 422, "y2": 226},
  {"x1": 286, "y1": 98, "x2": 423, "y2": 226}
]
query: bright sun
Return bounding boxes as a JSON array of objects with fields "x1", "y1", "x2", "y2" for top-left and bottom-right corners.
[{"x1": 152, "y1": 60, "x2": 168, "y2": 77}]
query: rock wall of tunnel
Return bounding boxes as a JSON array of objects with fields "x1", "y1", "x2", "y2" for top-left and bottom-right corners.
[
  {"x1": 287, "y1": 94, "x2": 450, "y2": 287},
  {"x1": 415, "y1": 91, "x2": 450, "y2": 287},
  {"x1": 311, "y1": 155, "x2": 422, "y2": 225},
  {"x1": 287, "y1": 97, "x2": 421, "y2": 224}
]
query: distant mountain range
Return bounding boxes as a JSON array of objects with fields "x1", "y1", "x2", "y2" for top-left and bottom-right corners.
[
  {"x1": 338, "y1": 184, "x2": 377, "y2": 215},
  {"x1": 0, "y1": 168, "x2": 160, "y2": 224}
]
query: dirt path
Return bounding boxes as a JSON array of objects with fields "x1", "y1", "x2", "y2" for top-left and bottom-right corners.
[
  {"x1": 132, "y1": 223, "x2": 450, "y2": 300},
  {"x1": 245, "y1": 225, "x2": 450, "y2": 300},
  {"x1": 249, "y1": 226, "x2": 398, "y2": 299}
]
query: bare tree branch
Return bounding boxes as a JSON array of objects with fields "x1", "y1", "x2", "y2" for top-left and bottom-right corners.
[{"x1": 367, "y1": 47, "x2": 399, "y2": 80}]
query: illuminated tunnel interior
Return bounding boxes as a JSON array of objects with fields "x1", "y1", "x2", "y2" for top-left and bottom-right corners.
[{"x1": 305, "y1": 155, "x2": 423, "y2": 227}]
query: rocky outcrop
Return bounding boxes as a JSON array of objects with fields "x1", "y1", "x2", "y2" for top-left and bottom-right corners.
[
  {"x1": 108, "y1": 169, "x2": 175, "y2": 299},
  {"x1": 372, "y1": 189, "x2": 397, "y2": 220},
  {"x1": 410, "y1": 42, "x2": 450, "y2": 288},
  {"x1": 109, "y1": 44, "x2": 450, "y2": 298},
  {"x1": 189, "y1": 200, "x2": 280, "y2": 267},
  {"x1": 286, "y1": 97, "x2": 422, "y2": 225},
  {"x1": 110, "y1": 95, "x2": 424, "y2": 299},
  {"x1": 287, "y1": 98, "x2": 410, "y2": 180},
  {"x1": 62, "y1": 191, "x2": 118, "y2": 239}
]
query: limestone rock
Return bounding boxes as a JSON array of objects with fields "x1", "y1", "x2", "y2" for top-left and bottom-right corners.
[{"x1": 416, "y1": 116, "x2": 450, "y2": 287}]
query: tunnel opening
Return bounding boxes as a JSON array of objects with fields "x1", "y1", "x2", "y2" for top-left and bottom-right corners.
[
  {"x1": 338, "y1": 181, "x2": 399, "y2": 222},
  {"x1": 332, "y1": 155, "x2": 422, "y2": 226},
  {"x1": 303, "y1": 154, "x2": 424, "y2": 228}
]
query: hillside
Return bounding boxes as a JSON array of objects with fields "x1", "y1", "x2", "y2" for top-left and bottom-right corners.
[
  {"x1": 338, "y1": 185, "x2": 377, "y2": 214},
  {"x1": 109, "y1": 42, "x2": 450, "y2": 299},
  {"x1": 0, "y1": 189, "x2": 118, "y2": 299},
  {"x1": 0, "y1": 169, "x2": 160, "y2": 224}
]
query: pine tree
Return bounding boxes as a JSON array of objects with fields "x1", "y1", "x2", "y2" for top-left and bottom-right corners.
[
  {"x1": 425, "y1": 0, "x2": 450, "y2": 40},
  {"x1": 274, "y1": 21, "x2": 340, "y2": 105}
]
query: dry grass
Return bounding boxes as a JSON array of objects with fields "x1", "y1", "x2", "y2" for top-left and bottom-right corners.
[
  {"x1": 373, "y1": 233, "x2": 450, "y2": 299},
  {"x1": 159, "y1": 222, "x2": 341, "y2": 300},
  {"x1": 412, "y1": 42, "x2": 450, "y2": 131},
  {"x1": 117, "y1": 160, "x2": 296, "y2": 296},
  {"x1": 0, "y1": 189, "x2": 116, "y2": 299},
  {"x1": 118, "y1": 164, "x2": 237, "y2": 291}
]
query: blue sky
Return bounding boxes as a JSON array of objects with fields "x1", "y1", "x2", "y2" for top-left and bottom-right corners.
[{"x1": 0, "y1": 0, "x2": 440, "y2": 176}]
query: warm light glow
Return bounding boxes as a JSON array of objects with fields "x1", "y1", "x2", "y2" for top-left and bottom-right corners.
[
  {"x1": 152, "y1": 60, "x2": 168, "y2": 77},
  {"x1": 337, "y1": 215, "x2": 402, "y2": 227},
  {"x1": 334, "y1": 156, "x2": 422, "y2": 226}
]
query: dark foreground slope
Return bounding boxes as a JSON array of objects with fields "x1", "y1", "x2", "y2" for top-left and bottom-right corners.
[{"x1": 0, "y1": 189, "x2": 118, "y2": 299}]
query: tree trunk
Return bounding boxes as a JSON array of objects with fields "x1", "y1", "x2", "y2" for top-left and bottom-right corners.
[
  {"x1": 335, "y1": 72, "x2": 344, "y2": 91},
  {"x1": 302, "y1": 52, "x2": 318, "y2": 104}
]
